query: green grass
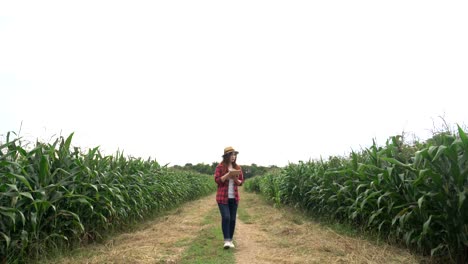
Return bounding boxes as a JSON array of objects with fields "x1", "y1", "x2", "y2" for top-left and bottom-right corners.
[
  {"x1": 179, "y1": 208, "x2": 235, "y2": 264},
  {"x1": 237, "y1": 205, "x2": 252, "y2": 224}
]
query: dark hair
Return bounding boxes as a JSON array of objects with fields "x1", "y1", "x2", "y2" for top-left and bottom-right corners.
[{"x1": 222, "y1": 152, "x2": 239, "y2": 169}]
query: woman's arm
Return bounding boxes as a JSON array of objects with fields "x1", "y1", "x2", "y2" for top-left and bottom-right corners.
[{"x1": 214, "y1": 165, "x2": 230, "y2": 185}]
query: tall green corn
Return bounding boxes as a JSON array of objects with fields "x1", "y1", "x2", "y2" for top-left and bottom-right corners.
[
  {"x1": 246, "y1": 126, "x2": 468, "y2": 263},
  {"x1": 0, "y1": 132, "x2": 216, "y2": 263}
]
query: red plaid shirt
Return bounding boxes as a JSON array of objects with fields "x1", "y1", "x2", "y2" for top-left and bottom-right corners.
[{"x1": 214, "y1": 163, "x2": 244, "y2": 204}]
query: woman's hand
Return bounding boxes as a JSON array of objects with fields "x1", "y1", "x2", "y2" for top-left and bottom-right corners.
[{"x1": 221, "y1": 172, "x2": 231, "y2": 182}]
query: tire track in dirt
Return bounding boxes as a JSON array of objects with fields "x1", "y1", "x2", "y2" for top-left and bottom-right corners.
[
  {"x1": 235, "y1": 216, "x2": 280, "y2": 264},
  {"x1": 52, "y1": 193, "x2": 217, "y2": 264}
]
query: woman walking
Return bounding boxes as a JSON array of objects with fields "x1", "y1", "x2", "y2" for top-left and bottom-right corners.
[{"x1": 214, "y1": 146, "x2": 244, "y2": 249}]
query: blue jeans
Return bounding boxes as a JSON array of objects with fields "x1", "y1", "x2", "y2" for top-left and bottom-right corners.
[{"x1": 218, "y1": 199, "x2": 238, "y2": 241}]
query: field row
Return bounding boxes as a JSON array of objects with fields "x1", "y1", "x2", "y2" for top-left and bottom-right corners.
[
  {"x1": 246, "y1": 126, "x2": 467, "y2": 263},
  {"x1": 0, "y1": 133, "x2": 216, "y2": 263}
]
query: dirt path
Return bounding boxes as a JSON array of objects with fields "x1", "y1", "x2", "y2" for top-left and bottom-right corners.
[
  {"x1": 53, "y1": 193, "x2": 218, "y2": 264},
  {"x1": 53, "y1": 189, "x2": 428, "y2": 264},
  {"x1": 235, "y1": 215, "x2": 280, "y2": 263}
]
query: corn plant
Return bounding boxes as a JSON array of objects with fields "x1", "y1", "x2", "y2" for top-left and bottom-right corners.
[
  {"x1": 245, "y1": 126, "x2": 468, "y2": 263},
  {"x1": 0, "y1": 132, "x2": 216, "y2": 263}
]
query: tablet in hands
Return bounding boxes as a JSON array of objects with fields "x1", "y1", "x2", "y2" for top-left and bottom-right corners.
[{"x1": 228, "y1": 170, "x2": 241, "y2": 177}]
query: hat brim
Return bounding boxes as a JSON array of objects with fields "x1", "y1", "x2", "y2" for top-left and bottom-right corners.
[{"x1": 222, "y1": 151, "x2": 239, "y2": 157}]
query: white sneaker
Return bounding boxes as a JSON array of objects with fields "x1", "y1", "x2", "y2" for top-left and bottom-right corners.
[
  {"x1": 229, "y1": 241, "x2": 235, "y2": 248},
  {"x1": 223, "y1": 242, "x2": 230, "y2": 249}
]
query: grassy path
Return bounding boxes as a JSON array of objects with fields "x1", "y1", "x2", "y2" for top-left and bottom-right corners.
[{"x1": 51, "y1": 188, "x2": 429, "y2": 263}]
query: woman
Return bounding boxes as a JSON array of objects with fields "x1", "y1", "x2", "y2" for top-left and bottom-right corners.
[{"x1": 214, "y1": 146, "x2": 244, "y2": 249}]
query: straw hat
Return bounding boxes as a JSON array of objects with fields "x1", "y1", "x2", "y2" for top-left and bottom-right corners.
[{"x1": 223, "y1": 146, "x2": 239, "y2": 157}]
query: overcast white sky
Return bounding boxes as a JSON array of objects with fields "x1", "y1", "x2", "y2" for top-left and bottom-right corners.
[{"x1": 1, "y1": 1, "x2": 467, "y2": 167}]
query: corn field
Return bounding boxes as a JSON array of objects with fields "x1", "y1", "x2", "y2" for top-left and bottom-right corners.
[
  {"x1": 0, "y1": 133, "x2": 216, "y2": 263},
  {"x1": 245, "y1": 126, "x2": 468, "y2": 263}
]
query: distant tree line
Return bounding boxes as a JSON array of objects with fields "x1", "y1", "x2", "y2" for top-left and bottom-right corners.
[{"x1": 170, "y1": 162, "x2": 279, "y2": 179}]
